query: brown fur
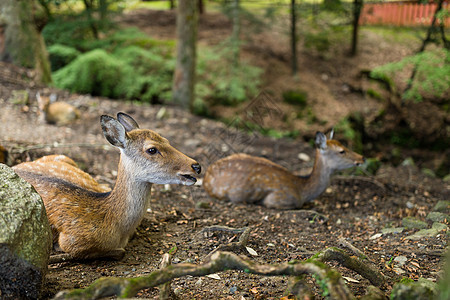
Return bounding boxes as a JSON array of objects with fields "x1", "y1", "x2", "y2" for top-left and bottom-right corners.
[
  {"x1": 13, "y1": 113, "x2": 201, "y2": 260},
  {"x1": 203, "y1": 132, "x2": 364, "y2": 209}
]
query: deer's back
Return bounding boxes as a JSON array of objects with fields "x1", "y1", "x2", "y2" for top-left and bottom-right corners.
[
  {"x1": 203, "y1": 153, "x2": 301, "y2": 204},
  {"x1": 13, "y1": 155, "x2": 110, "y2": 193},
  {"x1": 13, "y1": 156, "x2": 113, "y2": 247}
]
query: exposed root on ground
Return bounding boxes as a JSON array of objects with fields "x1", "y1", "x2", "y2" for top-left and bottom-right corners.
[{"x1": 52, "y1": 233, "x2": 389, "y2": 300}]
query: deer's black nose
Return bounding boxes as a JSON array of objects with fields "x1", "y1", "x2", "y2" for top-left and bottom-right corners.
[{"x1": 192, "y1": 163, "x2": 201, "y2": 174}]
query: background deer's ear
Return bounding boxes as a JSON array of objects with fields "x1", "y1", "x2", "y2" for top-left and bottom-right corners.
[
  {"x1": 101, "y1": 115, "x2": 128, "y2": 149},
  {"x1": 315, "y1": 132, "x2": 327, "y2": 150},
  {"x1": 117, "y1": 112, "x2": 139, "y2": 132}
]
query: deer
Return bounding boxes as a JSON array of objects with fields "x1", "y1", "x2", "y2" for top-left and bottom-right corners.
[
  {"x1": 203, "y1": 131, "x2": 364, "y2": 209},
  {"x1": 13, "y1": 112, "x2": 201, "y2": 262},
  {"x1": 36, "y1": 92, "x2": 80, "y2": 125}
]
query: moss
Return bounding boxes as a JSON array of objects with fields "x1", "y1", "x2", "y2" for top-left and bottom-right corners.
[{"x1": 282, "y1": 89, "x2": 308, "y2": 107}]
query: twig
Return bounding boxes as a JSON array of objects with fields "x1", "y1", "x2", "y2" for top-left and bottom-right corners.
[
  {"x1": 199, "y1": 226, "x2": 251, "y2": 260},
  {"x1": 52, "y1": 251, "x2": 355, "y2": 300},
  {"x1": 159, "y1": 248, "x2": 176, "y2": 300}
]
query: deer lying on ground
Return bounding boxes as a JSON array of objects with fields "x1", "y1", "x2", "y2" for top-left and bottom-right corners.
[
  {"x1": 36, "y1": 92, "x2": 80, "y2": 125},
  {"x1": 13, "y1": 112, "x2": 201, "y2": 261},
  {"x1": 203, "y1": 132, "x2": 364, "y2": 209}
]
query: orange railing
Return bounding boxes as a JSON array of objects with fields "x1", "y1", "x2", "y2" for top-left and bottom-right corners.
[{"x1": 360, "y1": 2, "x2": 450, "y2": 27}]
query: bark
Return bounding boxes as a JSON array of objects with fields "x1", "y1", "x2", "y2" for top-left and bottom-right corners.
[
  {"x1": 350, "y1": 0, "x2": 363, "y2": 56},
  {"x1": 0, "y1": 0, "x2": 52, "y2": 84},
  {"x1": 172, "y1": 0, "x2": 198, "y2": 111}
]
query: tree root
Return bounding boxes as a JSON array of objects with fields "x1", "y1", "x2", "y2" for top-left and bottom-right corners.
[
  {"x1": 52, "y1": 232, "x2": 387, "y2": 299},
  {"x1": 52, "y1": 250, "x2": 357, "y2": 300},
  {"x1": 311, "y1": 245, "x2": 386, "y2": 287}
]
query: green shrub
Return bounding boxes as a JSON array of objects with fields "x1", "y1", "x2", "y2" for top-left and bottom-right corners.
[
  {"x1": 371, "y1": 48, "x2": 450, "y2": 102},
  {"x1": 43, "y1": 17, "x2": 98, "y2": 50},
  {"x1": 196, "y1": 47, "x2": 262, "y2": 106},
  {"x1": 47, "y1": 44, "x2": 81, "y2": 71},
  {"x1": 113, "y1": 46, "x2": 174, "y2": 101},
  {"x1": 282, "y1": 89, "x2": 308, "y2": 107},
  {"x1": 53, "y1": 49, "x2": 134, "y2": 99}
]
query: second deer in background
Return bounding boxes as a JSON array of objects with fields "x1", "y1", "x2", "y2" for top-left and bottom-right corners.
[{"x1": 203, "y1": 132, "x2": 365, "y2": 209}]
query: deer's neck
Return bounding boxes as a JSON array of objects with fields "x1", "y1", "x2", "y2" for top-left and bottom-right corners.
[
  {"x1": 104, "y1": 155, "x2": 152, "y2": 237},
  {"x1": 298, "y1": 150, "x2": 333, "y2": 203}
]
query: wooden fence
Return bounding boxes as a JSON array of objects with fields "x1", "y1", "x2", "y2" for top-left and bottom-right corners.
[{"x1": 360, "y1": 2, "x2": 450, "y2": 27}]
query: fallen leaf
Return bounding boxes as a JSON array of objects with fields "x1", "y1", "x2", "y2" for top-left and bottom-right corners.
[
  {"x1": 206, "y1": 274, "x2": 221, "y2": 280},
  {"x1": 343, "y1": 276, "x2": 360, "y2": 283},
  {"x1": 246, "y1": 246, "x2": 258, "y2": 256}
]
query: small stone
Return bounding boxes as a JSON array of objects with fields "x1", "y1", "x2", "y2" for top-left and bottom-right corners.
[
  {"x1": 433, "y1": 201, "x2": 450, "y2": 214},
  {"x1": 381, "y1": 227, "x2": 404, "y2": 234},
  {"x1": 405, "y1": 228, "x2": 440, "y2": 240},
  {"x1": 370, "y1": 233, "x2": 382, "y2": 240},
  {"x1": 229, "y1": 286, "x2": 238, "y2": 294},
  {"x1": 195, "y1": 278, "x2": 203, "y2": 286},
  {"x1": 402, "y1": 217, "x2": 428, "y2": 229},
  {"x1": 394, "y1": 256, "x2": 408, "y2": 266},
  {"x1": 426, "y1": 212, "x2": 449, "y2": 223},
  {"x1": 431, "y1": 222, "x2": 448, "y2": 231}
]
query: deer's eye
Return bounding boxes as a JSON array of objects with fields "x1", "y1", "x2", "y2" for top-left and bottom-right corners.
[
  {"x1": 146, "y1": 147, "x2": 158, "y2": 155},
  {"x1": 339, "y1": 150, "x2": 346, "y2": 154}
]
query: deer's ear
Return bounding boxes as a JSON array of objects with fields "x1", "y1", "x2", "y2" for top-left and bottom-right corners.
[
  {"x1": 117, "y1": 112, "x2": 139, "y2": 132},
  {"x1": 101, "y1": 115, "x2": 128, "y2": 149},
  {"x1": 315, "y1": 132, "x2": 327, "y2": 150}
]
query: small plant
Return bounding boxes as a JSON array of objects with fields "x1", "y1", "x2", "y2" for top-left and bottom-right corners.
[{"x1": 282, "y1": 89, "x2": 308, "y2": 107}]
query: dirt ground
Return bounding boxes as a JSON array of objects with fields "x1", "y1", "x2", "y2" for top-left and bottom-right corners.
[{"x1": 0, "y1": 8, "x2": 449, "y2": 300}]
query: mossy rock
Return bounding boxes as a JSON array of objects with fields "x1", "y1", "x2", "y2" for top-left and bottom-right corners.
[{"x1": 0, "y1": 164, "x2": 52, "y2": 299}]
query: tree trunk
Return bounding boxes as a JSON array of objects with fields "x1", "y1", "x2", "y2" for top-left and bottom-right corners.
[
  {"x1": 198, "y1": 0, "x2": 204, "y2": 14},
  {"x1": 231, "y1": 0, "x2": 240, "y2": 69},
  {"x1": 290, "y1": 0, "x2": 297, "y2": 76},
  {"x1": 172, "y1": 0, "x2": 198, "y2": 111},
  {"x1": 0, "y1": 0, "x2": 52, "y2": 84},
  {"x1": 350, "y1": 0, "x2": 363, "y2": 56}
]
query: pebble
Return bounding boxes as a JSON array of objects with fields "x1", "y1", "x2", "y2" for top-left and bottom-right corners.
[{"x1": 394, "y1": 256, "x2": 408, "y2": 266}]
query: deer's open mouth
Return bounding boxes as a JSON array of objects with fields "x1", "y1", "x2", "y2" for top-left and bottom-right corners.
[{"x1": 180, "y1": 174, "x2": 197, "y2": 185}]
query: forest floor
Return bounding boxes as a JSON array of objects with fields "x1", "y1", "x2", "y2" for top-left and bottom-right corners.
[{"x1": 0, "y1": 8, "x2": 449, "y2": 300}]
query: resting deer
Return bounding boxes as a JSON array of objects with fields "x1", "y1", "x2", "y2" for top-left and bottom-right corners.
[
  {"x1": 203, "y1": 131, "x2": 364, "y2": 209},
  {"x1": 36, "y1": 92, "x2": 80, "y2": 125},
  {"x1": 13, "y1": 112, "x2": 201, "y2": 261}
]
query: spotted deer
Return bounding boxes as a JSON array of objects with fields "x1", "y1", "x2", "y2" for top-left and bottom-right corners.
[
  {"x1": 203, "y1": 132, "x2": 364, "y2": 209},
  {"x1": 13, "y1": 113, "x2": 201, "y2": 261}
]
